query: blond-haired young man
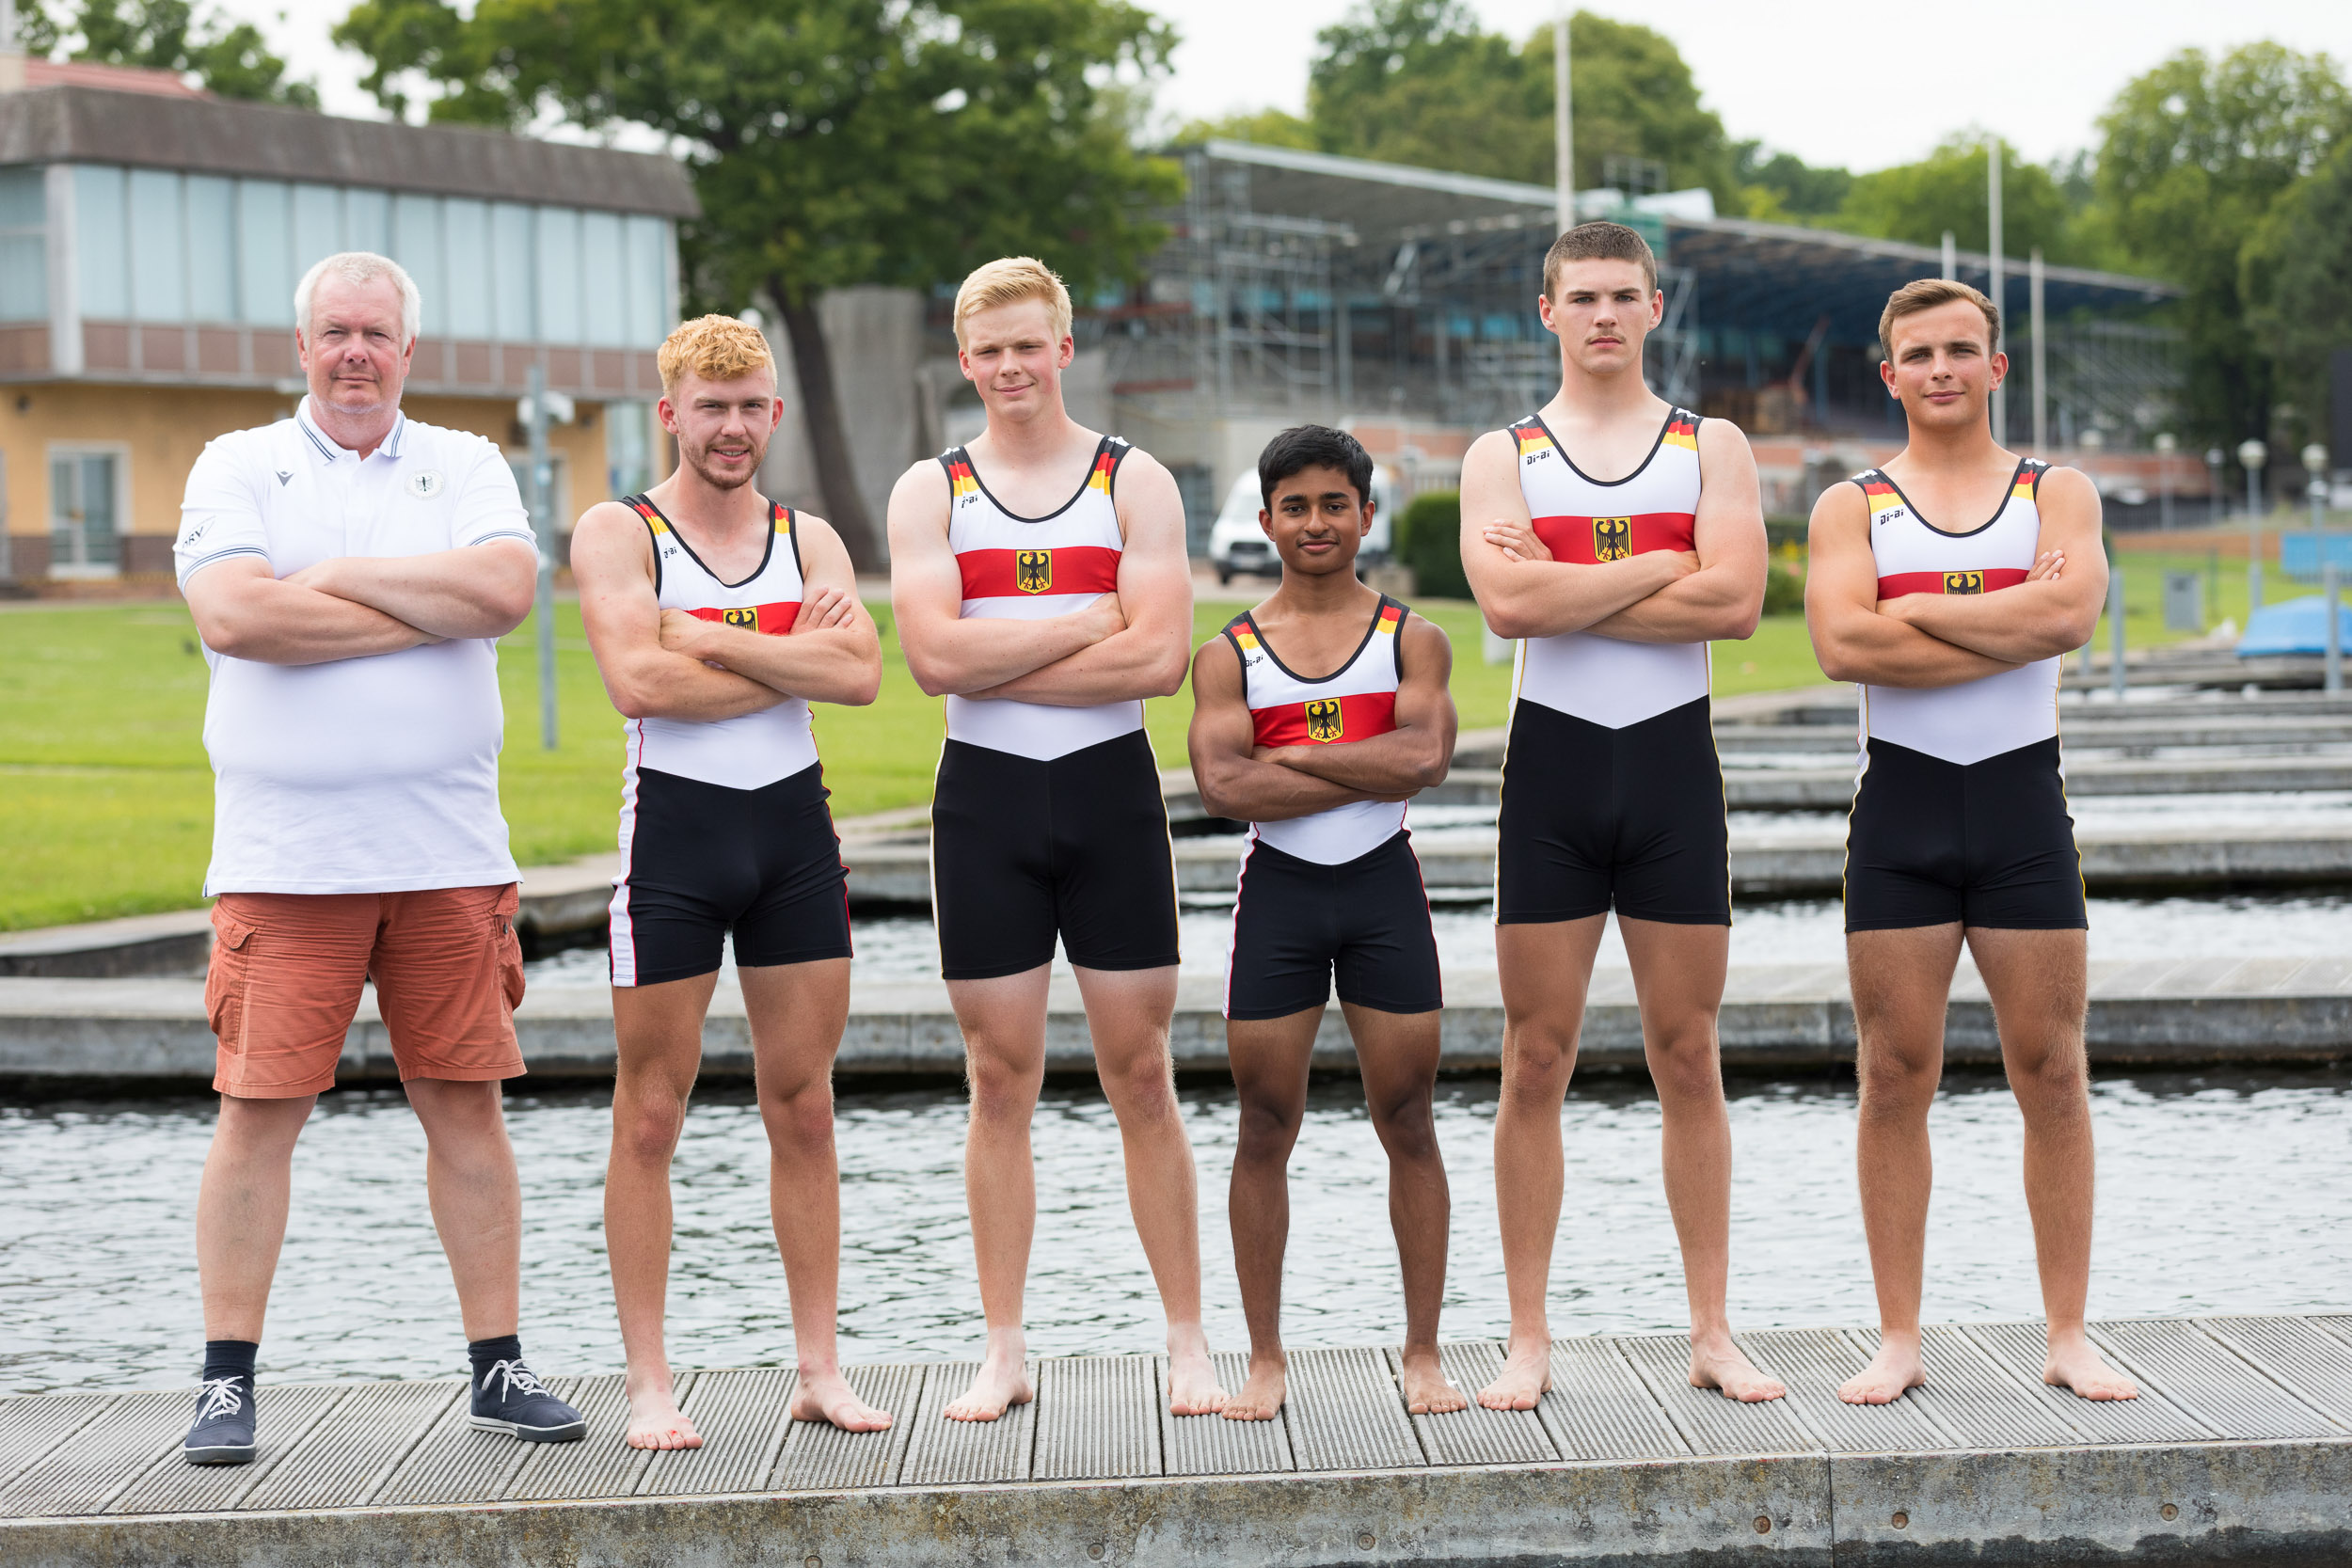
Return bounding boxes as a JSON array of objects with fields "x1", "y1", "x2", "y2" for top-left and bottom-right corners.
[
  {"x1": 1462, "y1": 221, "x2": 1783, "y2": 1411},
  {"x1": 572, "y1": 315, "x2": 889, "y2": 1447},
  {"x1": 886, "y1": 258, "x2": 1224, "y2": 1422},
  {"x1": 1806, "y1": 279, "x2": 2137, "y2": 1406}
]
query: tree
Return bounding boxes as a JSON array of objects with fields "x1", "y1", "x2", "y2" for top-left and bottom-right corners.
[
  {"x1": 2094, "y1": 43, "x2": 2352, "y2": 443},
  {"x1": 1835, "y1": 135, "x2": 2076, "y2": 261},
  {"x1": 14, "y1": 0, "x2": 319, "y2": 106},
  {"x1": 1733, "y1": 143, "x2": 1851, "y2": 223},
  {"x1": 1175, "y1": 107, "x2": 1317, "y2": 150},
  {"x1": 2241, "y1": 136, "x2": 2352, "y2": 452},
  {"x1": 335, "y1": 0, "x2": 1183, "y2": 567}
]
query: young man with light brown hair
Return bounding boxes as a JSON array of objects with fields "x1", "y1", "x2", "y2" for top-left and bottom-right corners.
[
  {"x1": 1804, "y1": 278, "x2": 2137, "y2": 1405},
  {"x1": 886, "y1": 258, "x2": 1225, "y2": 1422},
  {"x1": 572, "y1": 313, "x2": 890, "y2": 1447},
  {"x1": 1460, "y1": 221, "x2": 1784, "y2": 1410}
]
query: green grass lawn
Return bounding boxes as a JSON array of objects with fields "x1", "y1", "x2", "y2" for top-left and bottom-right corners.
[{"x1": 0, "y1": 594, "x2": 1845, "y2": 930}]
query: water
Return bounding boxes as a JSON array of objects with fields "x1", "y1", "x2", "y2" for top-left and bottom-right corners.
[
  {"x1": 5, "y1": 1068, "x2": 2346, "y2": 1396},
  {"x1": 527, "y1": 893, "x2": 2352, "y2": 986}
]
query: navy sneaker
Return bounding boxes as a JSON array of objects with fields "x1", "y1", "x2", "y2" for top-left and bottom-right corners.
[
  {"x1": 183, "y1": 1374, "x2": 257, "y2": 1465},
  {"x1": 469, "y1": 1357, "x2": 586, "y2": 1443}
]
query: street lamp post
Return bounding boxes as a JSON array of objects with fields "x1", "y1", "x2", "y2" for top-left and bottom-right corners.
[
  {"x1": 2310, "y1": 442, "x2": 2339, "y2": 694},
  {"x1": 2154, "y1": 432, "x2": 2175, "y2": 531},
  {"x1": 2207, "y1": 447, "x2": 2226, "y2": 531},
  {"x1": 2240, "y1": 438, "x2": 2267, "y2": 614}
]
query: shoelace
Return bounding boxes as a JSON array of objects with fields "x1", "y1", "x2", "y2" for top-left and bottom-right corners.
[
  {"x1": 194, "y1": 1377, "x2": 246, "y2": 1423},
  {"x1": 478, "y1": 1359, "x2": 550, "y2": 1402}
]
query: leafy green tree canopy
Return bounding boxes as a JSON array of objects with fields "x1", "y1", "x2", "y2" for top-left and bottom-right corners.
[
  {"x1": 14, "y1": 0, "x2": 318, "y2": 106},
  {"x1": 334, "y1": 0, "x2": 1184, "y2": 567},
  {"x1": 1836, "y1": 135, "x2": 2077, "y2": 261}
]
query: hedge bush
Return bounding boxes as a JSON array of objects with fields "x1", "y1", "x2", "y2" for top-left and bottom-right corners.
[{"x1": 1396, "y1": 488, "x2": 1469, "y2": 599}]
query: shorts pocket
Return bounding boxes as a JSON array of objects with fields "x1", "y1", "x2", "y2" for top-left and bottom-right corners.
[
  {"x1": 204, "y1": 906, "x2": 260, "y2": 1044},
  {"x1": 490, "y1": 884, "x2": 525, "y2": 1012}
]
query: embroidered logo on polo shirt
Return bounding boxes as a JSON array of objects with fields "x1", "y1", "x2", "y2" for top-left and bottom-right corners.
[
  {"x1": 275, "y1": 470, "x2": 293, "y2": 486},
  {"x1": 407, "y1": 470, "x2": 445, "y2": 499}
]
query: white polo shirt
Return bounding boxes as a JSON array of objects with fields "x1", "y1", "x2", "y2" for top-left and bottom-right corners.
[{"x1": 175, "y1": 398, "x2": 540, "y2": 895}]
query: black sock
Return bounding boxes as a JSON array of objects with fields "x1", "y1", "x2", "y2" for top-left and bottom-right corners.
[
  {"x1": 201, "y1": 1340, "x2": 258, "y2": 1384},
  {"x1": 468, "y1": 1335, "x2": 523, "y2": 1378}
]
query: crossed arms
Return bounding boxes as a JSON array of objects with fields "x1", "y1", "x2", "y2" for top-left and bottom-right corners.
[
  {"x1": 1459, "y1": 418, "x2": 1767, "y2": 643},
  {"x1": 571, "y1": 502, "x2": 881, "y2": 721},
  {"x1": 1188, "y1": 616, "x2": 1456, "y2": 823},
  {"x1": 183, "y1": 544, "x2": 539, "y2": 665},
  {"x1": 1804, "y1": 466, "x2": 2106, "y2": 689},
  {"x1": 885, "y1": 451, "x2": 1192, "y2": 704}
]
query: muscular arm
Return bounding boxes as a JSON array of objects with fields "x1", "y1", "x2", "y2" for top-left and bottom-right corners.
[
  {"x1": 1458, "y1": 429, "x2": 1691, "y2": 641},
  {"x1": 654, "y1": 515, "x2": 882, "y2": 706},
  {"x1": 1881, "y1": 467, "x2": 2106, "y2": 662},
  {"x1": 281, "y1": 540, "x2": 538, "y2": 641},
  {"x1": 885, "y1": 460, "x2": 1122, "y2": 696},
  {"x1": 571, "y1": 501, "x2": 787, "y2": 722},
  {"x1": 183, "y1": 558, "x2": 442, "y2": 664},
  {"x1": 1804, "y1": 482, "x2": 2019, "y2": 689},
  {"x1": 973, "y1": 452, "x2": 1194, "y2": 705},
  {"x1": 1583, "y1": 420, "x2": 1767, "y2": 643},
  {"x1": 1187, "y1": 638, "x2": 1394, "y2": 822},
  {"x1": 1261, "y1": 615, "x2": 1455, "y2": 794}
]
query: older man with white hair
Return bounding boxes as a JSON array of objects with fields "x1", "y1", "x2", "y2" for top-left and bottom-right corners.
[{"x1": 172, "y1": 251, "x2": 585, "y2": 1465}]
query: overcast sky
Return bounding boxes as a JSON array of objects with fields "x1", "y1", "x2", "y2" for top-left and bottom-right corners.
[{"x1": 216, "y1": 0, "x2": 2352, "y2": 173}]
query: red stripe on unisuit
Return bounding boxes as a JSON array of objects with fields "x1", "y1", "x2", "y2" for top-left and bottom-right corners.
[
  {"x1": 689, "y1": 600, "x2": 803, "y2": 634},
  {"x1": 958, "y1": 545, "x2": 1122, "y2": 600},
  {"x1": 1251, "y1": 690, "x2": 1399, "y2": 749},
  {"x1": 1530, "y1": 511, "x2": 1697, "y2": 564},
  {"x1": 1876, "y1": 568, "x2": 2031, "y2": 599}
]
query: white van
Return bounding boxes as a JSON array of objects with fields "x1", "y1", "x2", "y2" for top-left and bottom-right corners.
[{"x1": 1205, "y1": 464, "x2": 1399, "y2": 584}]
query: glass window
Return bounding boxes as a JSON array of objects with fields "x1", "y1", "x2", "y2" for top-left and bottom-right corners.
[
  {"x1": 491, "y1": 201, "x2": 533, "y2": 341},
  {"x1": 291, "y1": 182, "x2": 340, "y2": 276},
  {"x1": 625, "y1": 216, "x2": 670, "y2": 345},
  {"x1": 184, "y1": 175, "x2": 235, "y2": 324},
  {"x1": 581, "y1": 211, "x2": 623, "y2": 346},
  {"x1": 49, "y1": 450, "x2": 120, "y2": 573},
  {"x1": 344, "y1": 188, "x2": 389, "y2": 257},
  {"x1": 535, "y1": 207, "x2": 581, "y2": 344},
  {"x1": 73, "y1": 166, "x2": 128, "y2": 319},
  {"x1": 0, "y1": 167, "x2": 43, "y2": 323},
  {"x1": 443, "y1": 198, "x2": 491, "y2": 340},
  {"x1": 605, "y1": 401, "x2": 653, "y2": 497},
  {"x1": 128, "y1": 169, "x2": 185, "y2": 322},
  {"x1": 391, "y1": 194, "x2": 441, "y2": 336},
  {"x1": 237, "y1": 179, "x2": 292, "y2": 326}
]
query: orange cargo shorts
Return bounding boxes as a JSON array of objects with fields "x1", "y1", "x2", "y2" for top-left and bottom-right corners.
[{"x1": 205, "y1": 883, "x2": 528, "y2": 1099}]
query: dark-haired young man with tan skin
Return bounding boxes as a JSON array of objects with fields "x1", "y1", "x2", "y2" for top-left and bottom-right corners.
[
  {"x1": 1806, "y1": 280, "x2": 2137, "y2": 1405},
  {"x1": 1461, "y1": 222, "x2": 1783, "y2": 1410},
  {"x1": 574, "y1": 315, "x2": 891, "y2": 1447}
]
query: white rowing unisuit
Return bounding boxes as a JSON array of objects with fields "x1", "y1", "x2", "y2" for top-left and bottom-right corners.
[
  {"x1": 173, "y1": 399, "x2": 538, "y2": 895},
  {"x1": 941, "y1": 436, "x2": 1140, "y2": 760}
]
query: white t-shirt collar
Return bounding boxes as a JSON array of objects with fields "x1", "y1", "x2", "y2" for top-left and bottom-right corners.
[{"x1": 295, "y1": 397, "x2": 407, "y2": 464}]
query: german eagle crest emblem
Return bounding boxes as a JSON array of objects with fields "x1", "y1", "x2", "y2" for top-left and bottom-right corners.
[
  {"x1": 1593, "y1": 517, "x2": 1632, "y2": 561},
  {"x1": 1305, "y1": 699, "x2": 1343, "y2": 742},
  {"x1": 1943, "y1": 571, "x2": 1985, "y2": 594},
  {"x1": 1015, "y1": 550, "x2": 1053, "y2": 594}
]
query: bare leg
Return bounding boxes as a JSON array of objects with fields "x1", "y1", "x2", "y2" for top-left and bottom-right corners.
[
  {"x1": 738, "y1": 959, "x2": 892, "y2": 1432},
  {"x1": 1616, "y1": 919, "x2": 1784, "y2": 1402},
  {"x1": 605, "y1": 972, "x2": 717, "y2": 1449},
  {"x1": 1480, "y1": 914, "x2": 1607, "y2": 1410},
  {"x1": 1073, "y1": 963, "x2": 1226, "y2": 1416},
  {"x1": 943, "y1": 966, "x2": 1049, "y2": 1422},
  {"x1": 1839, "y1": 925, "x2": 1961, "y2": 1404},
  {"x1": 1345, "y1": 1001, "x2": 1464, "y2": 1415},
  {"x1": 405, "y1": 1078, "x2": 523, "y2": 1344},
  {"x1": 1969, "y1": 927, "x2": 2137, "y2": 1402},
  {"x1": 1222, "y1": 1008, "x2": 1317, "y2": 1422},
  {"x1": 196, "y1": 1094, "x2": 317, "y2": 1341}
]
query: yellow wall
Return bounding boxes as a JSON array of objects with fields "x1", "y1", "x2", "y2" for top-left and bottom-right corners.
[{"x1": 2, "y1": 383, "x2": 615, "y2": 572}]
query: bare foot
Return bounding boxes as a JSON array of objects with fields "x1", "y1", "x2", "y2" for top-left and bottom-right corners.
[
  {"x1": 624, "y1": 1376, "x2": 702, "y2": 1450},
  {"x1": 1691, "y1": 1336, "x2": 1787, "y2": 1402},
  {"x1": 1399, "y1": 1348, "x2": 1468, "y2": 1415},
  {"x1": 942, "y1": 1350, "x2": 1032, "y2": 1423},
  {"x1": 1838, "y1": 1333, "x2": 1927, "y2": 1405},
  {"x1": 1221, "y1": 1351, "x2": 1286, "y2": 1421},
  {"x1": 1167, "y1": 1323, "x2": 1229, "y2": 1416},
  {"x1": 1477, "y1": 1337, "x2": 1552, "y2": 1411},
  {"x1": 789, "y1": 1370, "x2": 893, "y2": 1433},
  {"x1": 2045, "y1": 1332, "x2": 2138, "y2": 1401}
]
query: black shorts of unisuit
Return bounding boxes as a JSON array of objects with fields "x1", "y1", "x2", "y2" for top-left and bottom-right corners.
[
  {"x1": 1224, "y1": 832, "x2": 1443, "y2": 1022},
  {"x1": 1844, "y1": 736, "x2": 2087, "y2": 932},
  {"x1": 930, "y1": 729, "x2": 1181, "y2": 980},
  {"x1": 1495, "y1": 694, "x2": 1731, "y2": 926},
  {"x1": 609, "y1": 761, "x2": 852, "y2": 987}
]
